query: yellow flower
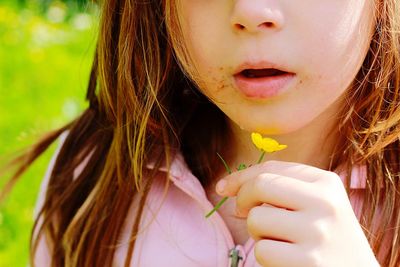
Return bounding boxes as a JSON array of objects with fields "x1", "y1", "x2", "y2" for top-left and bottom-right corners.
[{"x1": 251, "y1": 132, "x2": 287, "y2": 153}]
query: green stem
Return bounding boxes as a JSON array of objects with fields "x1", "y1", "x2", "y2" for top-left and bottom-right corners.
[
  {"x1": 257, "y1": 151, "x2": 266, "y2": 164},
  {"x1": 205, "y1": 196, "x2": 228, "y2": 218},
  {"x1": 205, "y1": 153, "x2": 232, "y2": 218},
  {"x1": 216, "y1": 152, "x2": 232, "y2": 174}
]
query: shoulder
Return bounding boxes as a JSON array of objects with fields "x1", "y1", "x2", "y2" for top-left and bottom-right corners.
[{"x1": 32, "y1": 131, "x2": 69, "y2": 267}]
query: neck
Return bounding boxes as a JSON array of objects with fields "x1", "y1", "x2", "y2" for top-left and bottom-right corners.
[{"x1": 223, "y1": 109, "x2": 340, "y2": 173}]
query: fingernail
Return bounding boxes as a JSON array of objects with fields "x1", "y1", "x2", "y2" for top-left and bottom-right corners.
[{"x1": 216, "y1": 179, "x2": 227, "y2": 194}]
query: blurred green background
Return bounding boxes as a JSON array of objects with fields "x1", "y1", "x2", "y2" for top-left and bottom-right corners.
[{"x1": 0, "y1": 0, "x2": 98, "y2": 266}]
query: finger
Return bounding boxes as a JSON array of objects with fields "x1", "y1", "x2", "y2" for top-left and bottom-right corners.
[
  {"x1": 254, "y1": 240, "x2": 313, "y2": 267},
  {"x1": 258, "y1": 160, "x2": 334, "y2": 180},
  {"x1": 217, "y1": 160, "x2": 322, "y2": 197},
  {"x1": 236, "y1": 173, "x2": 316, "y2": 213},
  {"x1": 246, "y1": 206, "x2": 304, "y2": 244},
  {"x1": 258, "y1": 160, "x2": 341, "y2": 189}
]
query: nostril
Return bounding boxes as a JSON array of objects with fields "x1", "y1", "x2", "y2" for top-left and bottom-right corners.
[
  {"x1": 234, "y1": 24, "x2": 245, "y2": 30},
  {"x1": 259, "y1": 22, "x2": 274, "y2": 28},
  {"x1": 233, "y1": 21, "x2": 280, "y2": 32}
]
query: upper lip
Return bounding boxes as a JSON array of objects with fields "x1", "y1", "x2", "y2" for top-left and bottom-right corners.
[{"x1": 233, "y1": 60, "x2": 294, "y2": 75}]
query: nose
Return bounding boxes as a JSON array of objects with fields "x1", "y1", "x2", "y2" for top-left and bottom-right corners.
[{"x1": 230, "y1": 0, "x2": 285, "y2": 33}]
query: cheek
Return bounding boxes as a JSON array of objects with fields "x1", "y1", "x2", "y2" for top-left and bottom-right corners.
[
  {"x1": 303, "y1": 0, "x2": 374, "y2": 88},
  {"x1": 179, "y1": 2, "x2": 229, "y2": 70},
  {"x1": 204, "y1": 68, "x2": 233, "y2": 97}
]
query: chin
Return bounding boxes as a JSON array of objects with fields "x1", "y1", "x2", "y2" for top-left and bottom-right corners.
[{"x1": 235, "y1": 118, "x2": 313, "y2": 136}]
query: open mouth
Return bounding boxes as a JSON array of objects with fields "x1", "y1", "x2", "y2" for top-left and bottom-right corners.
[
  {"x1": 233, "y1": 66, "x2": 295, "y2": 99},
  {"x1": 240, "y1": 68, "x2": 288, "y2": 78}
]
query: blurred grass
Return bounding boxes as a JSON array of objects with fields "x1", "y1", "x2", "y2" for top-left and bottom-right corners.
[{"x1": 0, "y1": 1, "x2": 98, "y2": 266}]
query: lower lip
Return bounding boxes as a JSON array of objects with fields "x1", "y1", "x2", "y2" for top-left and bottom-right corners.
[{"x1": 234, "y1": 73, "x2": 295, "y2": 99}]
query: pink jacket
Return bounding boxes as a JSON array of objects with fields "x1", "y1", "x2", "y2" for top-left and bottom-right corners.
[{"x1": 34, "y1": 134, "x2": 386, "y2": 267}]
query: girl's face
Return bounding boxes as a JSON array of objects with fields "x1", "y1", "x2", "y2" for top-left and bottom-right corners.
[{"x1": 178, "y1": 0, "x2": 376, "y2": 135}]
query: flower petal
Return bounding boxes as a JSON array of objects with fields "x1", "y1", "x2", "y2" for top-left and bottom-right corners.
[
  {"x1": 251, "y1": 132, "x2": 264, "y2": 151},
  {"x1": 261, "y1": 137, "x2": 277, "y2": 152},
  {"x1": 251, "y1": 132, "x2": 287, "y2": 153},
  {"x1": 277, "y1": 144, "x2": 288, "y2": 151}
]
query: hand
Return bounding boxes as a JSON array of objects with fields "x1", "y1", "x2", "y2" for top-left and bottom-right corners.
[{"x1": 215, "y1": 161, "x2": 380, "y2": 267}]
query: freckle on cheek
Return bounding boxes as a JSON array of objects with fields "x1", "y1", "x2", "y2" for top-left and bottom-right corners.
[
  {"x1": 214, "y1": 79, "x2": 227, "y2": 93},
  {"x1": 216, "y1": 82, "x2": 226, "y2": 92}
]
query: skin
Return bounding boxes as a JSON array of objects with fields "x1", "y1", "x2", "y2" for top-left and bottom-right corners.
[
  {"x1": 178, "y1": 0, "x2": 376, "y2": 168},
  {"x1": 217, "y1": 161, "x2": 380, "y2": 266},
  {"x1": 177, "y1": 0, "x2": 379, "y2": 266}
]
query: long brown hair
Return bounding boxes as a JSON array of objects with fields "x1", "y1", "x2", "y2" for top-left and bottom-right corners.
[{"x1": 1, "y1": 0, "x2": 400, "y2": 266}]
